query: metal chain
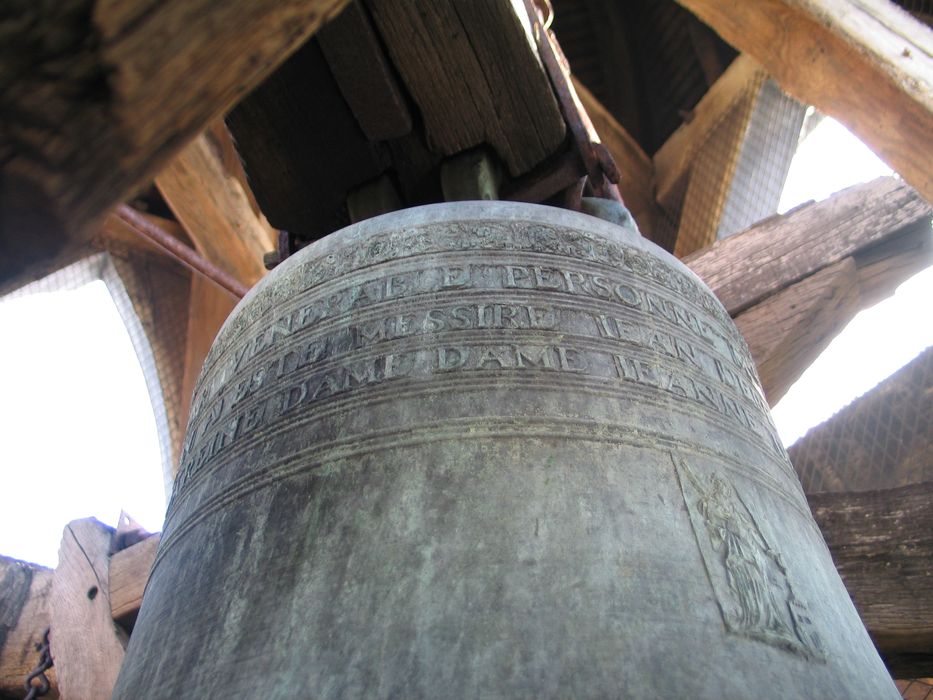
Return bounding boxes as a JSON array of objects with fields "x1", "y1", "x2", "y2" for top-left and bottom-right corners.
[{"x1": 23, "y1": 627, "x2": 53, "y2": 700}]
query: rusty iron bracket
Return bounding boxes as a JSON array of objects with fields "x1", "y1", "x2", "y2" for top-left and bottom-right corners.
[
  {"x1": 116, "y1": 204, "x2": 249, "y2": 299},
  {"x1": 520, "y1": 0, "x2": 623, "y2": 205}
]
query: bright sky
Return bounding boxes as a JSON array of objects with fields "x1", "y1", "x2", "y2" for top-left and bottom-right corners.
[
  {"x1": 0, "y1": 281, "x2": 166, "y2": 566},
  {"x1": 770, "y1": 116, "x2": 933, "y2": 445},
  {"x1": 0, "y1": 116, "x2": 929, "y2": 567}
]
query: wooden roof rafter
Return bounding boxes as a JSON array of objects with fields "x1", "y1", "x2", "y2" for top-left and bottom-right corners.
[{"x1": 676, "y1": 0, "x2": 933, "y2": 204}]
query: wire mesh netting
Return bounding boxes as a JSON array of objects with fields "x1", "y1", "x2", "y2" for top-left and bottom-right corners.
[
  {"x1": 0, "y1": 249, "x2": 192, "y2": 497},
  {"x1": 717, "y1": 79, "x2": 807, "y2": 238},
  {"x1": 656, "y1": 76, "x2": 808, "y2": 258},
  {"x1": 789, "y1": 346, "x2": 933, "y2": 493}
]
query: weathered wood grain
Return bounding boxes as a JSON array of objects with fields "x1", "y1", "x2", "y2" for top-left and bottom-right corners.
[
  {"x1": 735, "y1": 257, "x2": 860, "y2": 404},
  {"x1": 318, "y1": 1, "x2": 413, "y2": 141},
  {"x1": 0, "y1": 557, "x2": 58, "y2": 698},
  {"x1": 809, "y1": 482, "x2": 933, "y2": 678},
  {"x1": 49, "y1": 519, "x2": 126, "y2": 700},
  {"x1": 364, "y1": 0, "x2": 566, "y2": 176},
  {"x1": 0, "y1": 0, "x2": 349, "y2": 283},
  {"x1": 677, "y1": 0, "x2": 933, "y2": 204},
  {"x1": 684, "y1": 177, "x2": 932, "y2": 316},
  {"x1": 109, "y1": 535, "x2": 161, "y2": 630},
  {"x1": 155, "y1": 125, "x2": 276, "y2": 288}
]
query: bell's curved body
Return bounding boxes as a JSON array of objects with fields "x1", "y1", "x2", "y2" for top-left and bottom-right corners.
[{"x1": 114, "y1": 203, "x2": 898, "y2": 699}]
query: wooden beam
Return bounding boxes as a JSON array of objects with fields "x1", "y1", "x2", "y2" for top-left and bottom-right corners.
[
  {"x1": 0, "y1": 556, "x2": 58, "y2": 698},
  {"x1": 317, "y1": 1, "x2": 412, "y2": 141},
  {"x1": 364, "y1": 0, "x2": 566, "y2": 176},
  {"x1": 734, "y1": 257, "x2": 860, "y2": 404},
  {"x1": 687, "y1": 177, "x2": 931, "y2": 400},
  {"x1": 809, "y1": 482, "x2": 933, "y2": 679},
  {"x1": 653, "y1": 54, "x2": 766, "y2": 207},
  {"x1": 49, "y1": 519, "x2": 126, "y2": 700},
  {"x1": 573, "y1": 77, "x2": 660, "y2": 239},
  {"x1": 0, "y1": 0, "x2": 349, "y2": 282},
  {"x1": 734, "y1": 217, "x2": 933, "y2": 406},
  {"x1": 156, "y1": 124, "x2": 277, "y2": 287},
  {"x1": 110, "y1": 536, "x2": 161, "y2": 631},
  {"x1": 684, "y1": 177, "x2": 932, "y2": 316},
  {"x1": 676, "y1": 0, "x2": 933, "y2": 204},
  {"x1": 855, "y1": 222, "x2": 933, "y2": 308},
  {"x1": 226, "y1": 38, "x2": 390, "y2": 244}
]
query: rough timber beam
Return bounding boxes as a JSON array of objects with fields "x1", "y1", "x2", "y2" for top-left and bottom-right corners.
[
  {"x1": 50, "y1": 519, "x2": 126, "y2": 700},
  {"x1": 733, "y1": 219, "x2": 932, "y2": 405},
  {"x1": 676, "y1": 0, "x2": 933, "y2": 204},
  {"x1": 155, "y1": 123, "x2": 277, "y2": 287},
  {"x1": 734, "y1": 258, "x2": 861, "y2": 405},
  {"x1": 684, "y1": 177, "x2": 933, "y2": 316},
  {"x1": 0, "y1": 0, "x2": 349, "y2": 282},
  {"x1": 809, "y1": 482, "x2": 933, "y2": 679},
  {"x1": 686, "y1": 177, "x2": 932, "y2": 402},
  {"x1": 110, "y1": 535, "x2": 161, "y2": 629},
  {"x1": 0, "y1": 556, "x2": 57, "y2": 698}
]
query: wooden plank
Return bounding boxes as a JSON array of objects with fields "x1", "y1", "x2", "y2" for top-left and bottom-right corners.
[
  {"x1": 684, "y1": 177, "x2": 932, "y2": 316},
  {"x1": 364, "y1": 0, "x2": 566, "y2": 176},
  {"x1": 572, "y1": 77, "x2": 660, "y2": 238},
  {"x1": 0, "y1": 0, "x2": 351, "y2": 284},
  {"x1": 156, "y1": 125, "x2": 277, "y2": 288},
  {"x1": 49, "y1": 519, "x2": 126, "y2": 700},
  {"x1": 109, "y1": 536, "x2": 161, "y2": 630},
  {"x1": 854, "y1": 222, "x2": 933, "y2": 308},
  {"x1": 735, "y1": 257, "x2": 860, "y2": 404},
  {"x1": 226, "y1": 38, "x2": 389, "y2": 243},
  {"x1": 318, "y1": 1, "x2": 412, "y2": 141},
  {"x1": 0, "y1": 557, "x2": 58, "y2": 698},
  {"x1": 734, "y1": 218, "x2": 932, "y2": 406},
  {"x1": 179, "y1": 275, "x2": 238, "y2": 455},
  {"x1": 653, "y1": 54, "x2": 766, "y2": 206},
  {"x1": 677, "y1": 0, "x2": 933, "y2": 205},
  {"x1": 809, "y1": 482, "x2": 933, "y2": 679}
]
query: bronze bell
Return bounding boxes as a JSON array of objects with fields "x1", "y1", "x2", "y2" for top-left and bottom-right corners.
[{"x1": 113, "y1": 202, "x2": 898, "y2": 699}]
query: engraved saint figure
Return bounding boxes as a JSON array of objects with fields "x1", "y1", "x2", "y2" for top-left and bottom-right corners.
[
  {"x1": 677, "y1": 459, "x2": 824, "y2": 659},
  {"x1": 696, "y1": 473, "x2": 794, "y2": 640}
]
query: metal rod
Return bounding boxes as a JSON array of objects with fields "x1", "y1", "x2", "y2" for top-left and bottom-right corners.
[{"x1": 115, "y1": 204, "x2": 249, "y2": 299}]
